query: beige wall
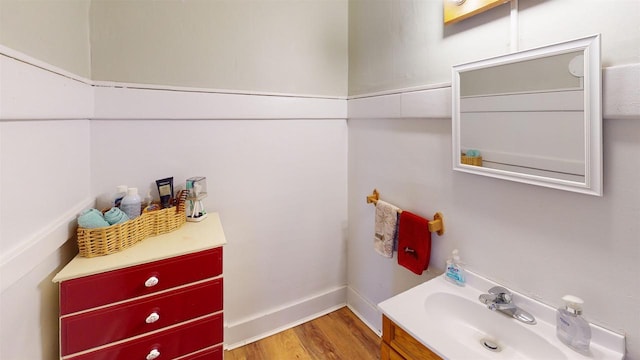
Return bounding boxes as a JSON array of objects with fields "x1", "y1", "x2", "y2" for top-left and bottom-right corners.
[
  {"x1": 518, "y1": 0, "x2": 639, "y2": 67},
  {"x1": 89, "y1": 0, "x2": 349, "y2": 96},
  {"x1": 0, "y1": 0, "x2": 91, "y2": 78},
  {"x1": 0, "y1": 0, "x2": 348, "y2": 96},
  {"x1": 348, "y1": 0, "x2": 640, "y2": 95},
  {"x1": 4, "y1": 0, "x2": 637, "y2": 97}
]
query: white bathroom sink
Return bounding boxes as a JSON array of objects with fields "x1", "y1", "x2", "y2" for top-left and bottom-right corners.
[
  {"x1": 378, "y1": 272, "x2": 625, "y2": 359},
  {"x1": 422, "y1": 292, "x2": 565, "y2": 359}
]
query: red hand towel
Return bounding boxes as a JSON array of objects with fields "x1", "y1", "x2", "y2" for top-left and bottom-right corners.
[{"x1": 397, "y1": 211, "x2": 431, "y2": 275}]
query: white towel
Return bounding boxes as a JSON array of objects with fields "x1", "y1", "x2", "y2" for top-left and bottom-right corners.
[{"x1": 374, "y1": 200, "x2": 400, "y2": 258}]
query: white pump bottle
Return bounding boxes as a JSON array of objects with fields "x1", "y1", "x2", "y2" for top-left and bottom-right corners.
[{"x1": 556, "y1": 295, "x2": 591, "y2": 353}]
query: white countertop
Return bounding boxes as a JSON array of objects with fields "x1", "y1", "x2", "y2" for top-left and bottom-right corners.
[{"x1": 53, "y1": 213, "x2": 226, "y2": 282}]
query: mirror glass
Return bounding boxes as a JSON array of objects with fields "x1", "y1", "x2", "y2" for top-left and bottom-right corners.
[{"x1": 452, "y1": 35, "x2": 602, "y2": 196}]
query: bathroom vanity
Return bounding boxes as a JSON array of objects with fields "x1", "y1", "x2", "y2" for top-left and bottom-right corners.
[
  {"x1": 53, "y1": 213, "x2": 226, "y2": 360},
  {"x1": 382, "y1": 315, "x2": 441, "y2": 360},
  {"x1": 379, "y1": 271, "x2": 625, "y2": 360}
]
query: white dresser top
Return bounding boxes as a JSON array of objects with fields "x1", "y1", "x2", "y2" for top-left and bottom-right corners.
[{"x1": 53, "y1": 213, "x2": 226, "y2": 282}]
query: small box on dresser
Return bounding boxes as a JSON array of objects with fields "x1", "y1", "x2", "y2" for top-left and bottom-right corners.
[{"x1": 53, "y1": 214, "x2": 227, "y2": 360}]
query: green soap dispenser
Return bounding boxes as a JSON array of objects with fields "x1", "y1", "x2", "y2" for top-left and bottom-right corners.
[{"x1": 556, "y1": 295, "x2": 591, "y2": 354}]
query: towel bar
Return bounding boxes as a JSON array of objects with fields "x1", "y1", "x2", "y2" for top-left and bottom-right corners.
[{"x1": 366, "y1": 188, "x2": 445, "y2": 236}]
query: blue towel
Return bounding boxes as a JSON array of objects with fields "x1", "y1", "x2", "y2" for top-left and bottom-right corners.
[
  {"x1": 77, "y1": 208, "x2": 110, "y2": 228},
  {"x1": 466, "y1": 149, "x2": 480, "y2": 157},
  {"x1": 104, "y1": 207, "x2": 130, "y2": 225}
]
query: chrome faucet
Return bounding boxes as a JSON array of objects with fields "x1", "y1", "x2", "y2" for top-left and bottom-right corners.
[{"x1": 479, "y1": 286, "x2": 536, "y2": 325}]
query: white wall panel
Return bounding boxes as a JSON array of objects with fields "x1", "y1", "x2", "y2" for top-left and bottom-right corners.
[
  {"x1": 0, "y1": 52, "x2": 93, "y2": 120},
  {"x1": 1, "y1": 240, "x2": 76, "y2": 360},
  {"x1": 603, "y1": 64, "x2": 640, "y2": 120},
  {"x1": 93, "y1": 86, "x2": 346, "y2": 120},
  {"x1": 347, "y1": 67, "x2": 640, "y2": 357},
  {"x1": 0, "y1": 51, "x2": 349, "y2": 357},
  {"x1": 90, "y1": 118, "x2": 349, "y2": 347},
  {"x1": 0, "y1": 120, "x2": 91, "y2": 259}
]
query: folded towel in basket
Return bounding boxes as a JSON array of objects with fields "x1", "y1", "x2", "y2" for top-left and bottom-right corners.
[
  {"x1": 397, "y1": 211, "x2": 431, "y2": 275},
  {"x1": 374, "y1": 200, "x2": 400, "y2": 258},
  {"x1": 77, "y1": 208, "x2": 110, "y2": 229},
  {"x1": 104, "y1": 207, "x2": 130, "y2": 225}
]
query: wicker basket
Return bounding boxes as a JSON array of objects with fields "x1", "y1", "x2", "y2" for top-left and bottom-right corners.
[
  {"x1": 461, "y1": 155, "x2": 483, "y2": 167},
  {"x1": 77, "y1": 193, "x2": 187, "y2": 258}
]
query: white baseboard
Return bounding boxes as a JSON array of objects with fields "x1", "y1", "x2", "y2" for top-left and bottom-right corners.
[
  {"x1": 346, "y1": 286, "x2": 383, "y2": 337},
  {"x1": 224, "y1": 285, "x2": 347, "y2": 350},
  {"x1": 345, "y1": 304, "x2": 382, "y2": 338}
]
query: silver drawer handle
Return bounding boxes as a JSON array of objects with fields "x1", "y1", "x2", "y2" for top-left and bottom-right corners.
[
  {"x1": 144, "y1": 276, "x2": 159, "y2": 288},
  {"x1": 145, "y1": 312, "x2": 160, "y2": 324},
  {"x1": 146, "y1": 349, "x2": 160, "y2": 360}
]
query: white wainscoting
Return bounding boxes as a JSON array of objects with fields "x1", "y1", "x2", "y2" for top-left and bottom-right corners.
[
  {"x1": 348, "y1": 64, "x2": 640, "y2": 121},
  {"x1": 2, "y1": 45, "x2": 638, "y2": 356},
  {"x1": 344, "y1": 63, "x2": 640, "y2": 348},
  {"x1": 0, "y1": 48, "x2": 347, "y2": 293},
  {"x1": 0, "y1": 53, "x2": 93, "y2": 120},
  {"x1": 94, "y1": 86, "x2": 346, "y2": 120},
  {"x1": 1, "y1": 47, "x2": 350, "y2": 357}
]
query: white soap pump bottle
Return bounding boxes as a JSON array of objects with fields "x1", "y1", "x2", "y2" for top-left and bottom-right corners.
[
  {"x1": 556, "y1": 295, "x2": 591, "y2": 354},
  {"x1": 445, "y1": 249, "x2": 466, "y2": 286}
]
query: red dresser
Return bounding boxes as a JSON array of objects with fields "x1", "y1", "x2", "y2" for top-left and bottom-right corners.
[{"x1": 53, "y1": 214, "x2": 227, "y2": 360}]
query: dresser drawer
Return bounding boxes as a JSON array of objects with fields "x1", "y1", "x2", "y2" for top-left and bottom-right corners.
[
  {"x1": 60, "y1": 247, "x2": 222, "y2": 315},
  {"x1": 61, "y1": 278, "x2": 222, "y2": 356},
  {"x1": 66, "y1": 313, "x2": 223, "y2": 360}
]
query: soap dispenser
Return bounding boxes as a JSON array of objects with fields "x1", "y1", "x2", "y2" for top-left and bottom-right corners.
[
  {"x1": 556, "y1": 295, "x2": 591, "y2": 354},
  {"x1": 445, "y1": 249, "x2": 466, "y2": 286}
]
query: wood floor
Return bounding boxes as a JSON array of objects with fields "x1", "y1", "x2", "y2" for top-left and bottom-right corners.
[{"x1": 224, "y1": 307, "x2": 381, "y2": 360}]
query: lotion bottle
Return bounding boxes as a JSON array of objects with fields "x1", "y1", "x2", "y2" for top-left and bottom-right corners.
[
  {"x1": 113, "y1": 185, "x2": 128, "y2": 207},
  {"x1": 445, "y1": 249, "x2": 466, "y2": 286},
  {"x1": 556, "y1": 295, "x2": 591, "y2": 354},
  {"x1": 120, "y1": 187, "x2": 142, "y2": 220}
]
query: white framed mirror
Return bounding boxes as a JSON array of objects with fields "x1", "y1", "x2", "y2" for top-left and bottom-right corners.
[{"x1": 452, "y1": 34, "x2": 602, "y2": 196}]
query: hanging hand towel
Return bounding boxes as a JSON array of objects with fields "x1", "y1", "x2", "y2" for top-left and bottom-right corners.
[
  {"x1": 374, "y1": 200, "x2": 400, "y2": 258},
  {"x1": 397, "y1": 211, "x2": 431, "y2": 275}
]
